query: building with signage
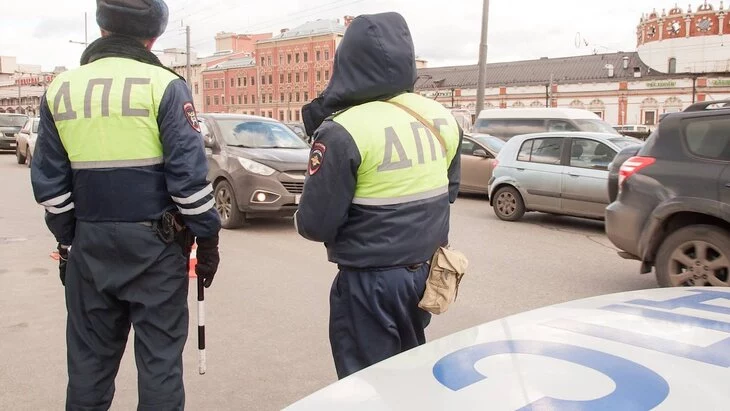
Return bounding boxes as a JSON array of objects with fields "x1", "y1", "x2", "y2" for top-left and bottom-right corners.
[
  {"x1": 202, "y1": 17, "x2": 349, "y2": 121},
  {"x1": 415, "y1": 2, "x2": 730, "y2": 126},
  {"x1": 0, "y1": 56, "x2": 65, "y2": 115}
]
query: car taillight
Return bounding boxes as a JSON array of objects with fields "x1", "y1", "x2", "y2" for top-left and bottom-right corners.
[
  {"x1": 492, "y1": 159, "x2": 499, "y2": 169},
  {"x1": 619, "y1": 156, "x2": 655, "y2": 188}
]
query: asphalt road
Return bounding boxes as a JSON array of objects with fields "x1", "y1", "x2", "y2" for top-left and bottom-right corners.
[{"x1": 0, "y1": 152, "x2": 656, "y2": 410}]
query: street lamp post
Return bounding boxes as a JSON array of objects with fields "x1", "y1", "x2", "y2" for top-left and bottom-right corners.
[{"x1": 475, "y1": 0, "x2": 490, "y2": 116}]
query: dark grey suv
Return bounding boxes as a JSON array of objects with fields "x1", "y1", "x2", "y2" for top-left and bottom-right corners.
[
  {"x1": 0, "y1": 113, "x2": 29, "y2": 151},
  {"x1": 606, "y1": 100, "x2": 730, "y2": 287},
  {"x1": 199, "y1": 114, "x2": 310, "y2": 229}
]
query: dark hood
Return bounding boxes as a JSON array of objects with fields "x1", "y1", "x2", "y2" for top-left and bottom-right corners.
[{"x1": 302, "y1": 12, "x2": 417, "y2": 136}]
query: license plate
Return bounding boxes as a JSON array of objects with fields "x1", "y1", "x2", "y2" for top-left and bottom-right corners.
[{"x1": 295, "y1": 195, "x2": 301, "y2": 204}]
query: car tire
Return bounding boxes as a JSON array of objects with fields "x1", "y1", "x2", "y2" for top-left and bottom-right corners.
[
  {"x1": 655, "y1": 224, "x2": 730, "y2": 288},
  {"x1": 492, "y1": 186, "x2": 525, "y2": 221},
  {"x1": 214, "y1": 180, "x2": 245, "y2": 229},
  {"x1": 26, "y1": 149, "x2": 32, "y2": 168},
  {"x1": 16, "y1": 146, "x2": 26, "y2": 165}
]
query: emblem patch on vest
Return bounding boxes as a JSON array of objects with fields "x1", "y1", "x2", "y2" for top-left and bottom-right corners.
[
  {"x1": 308, "y1": 142, "x2": 326, "y2": 176},
  {"x1": 183, "y1": 102, "x2": 201, "y2": 133}
]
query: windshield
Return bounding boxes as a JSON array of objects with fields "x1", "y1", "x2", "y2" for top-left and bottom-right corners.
[
  {"x1": 0, "y1": 115, "x2": 29, "y2": 127},
  {"x1": 574, "y1": 119, "x2": 620, "y2": 135},
  {"x1": 287, "y1": 124, "x2": 307, "y2": 137},
  {"x1": 472, "y1": 119, "x2": 495, "y2": 134},
  {"x1": 217, "y1": 120, "x2": 310, "y2": 149},
  {"x1": 609, "y1": 137, "x2": 644, "y2": 149},
  {"x1": 474, "y1": 135, "x2": 505, "y2": 153}
]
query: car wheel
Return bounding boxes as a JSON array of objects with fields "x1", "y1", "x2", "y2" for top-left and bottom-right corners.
[
  {"x1": 492, "y1": 186, "x2": 525, "y2": 221},
  {"x1": 655, "y1": 224, "x2": 730, "y2": 287},
  {"x1": 26, "y1": 150, "x2": 32, "y2": 168},
  {"x1": 214, "y1": 180, "x2": 245, "y2": 229},
  {"x1": 16, "y1": 146, "x2": 26, "y2": 165}
]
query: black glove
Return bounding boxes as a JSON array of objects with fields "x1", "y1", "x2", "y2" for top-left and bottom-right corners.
[
  {"x1": 58, "y1": 244, "x2": 70, "y2": 286},
  {"x1": 195, "y1": 235, "x2": 220, "y2": 288}
]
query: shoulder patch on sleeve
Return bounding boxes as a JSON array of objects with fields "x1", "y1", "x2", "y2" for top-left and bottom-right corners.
[
  {"x1": 183, "y1": 102, "x2": 201, "y2": 133},
  {"x1": 308, "y1": 142, "x2": 326, "y2": 176}
]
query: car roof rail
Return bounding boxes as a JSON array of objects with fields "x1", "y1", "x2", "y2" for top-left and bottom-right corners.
[{"x1": 684, "y1": 99, "x2": 730, "y2": 112}]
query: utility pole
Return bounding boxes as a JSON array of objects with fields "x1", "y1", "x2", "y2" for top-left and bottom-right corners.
[
  {"x1": 546, "y1": 73, "x2": 553, "y2": 107},
  {"x1": 69, "y1": 12, "x2": 89, "y2": 47},
  {"x1": 475, "y1": 0, "x2": 490, "y2": 116},
  {"x1": 549, "y1": 73, "x2": 554, "y2": 107},
  {"x1": 186, "y1": 25, "x2": 192, "y2": 93}
]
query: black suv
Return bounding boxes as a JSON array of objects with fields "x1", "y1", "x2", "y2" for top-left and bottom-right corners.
[{"x1": 606, "y1": 100, "x2": 730, "y2": 287}]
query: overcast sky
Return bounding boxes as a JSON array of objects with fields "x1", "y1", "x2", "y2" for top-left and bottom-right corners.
[{"x1": 1, "y1": 0, "x2": 689, "y2": 71}]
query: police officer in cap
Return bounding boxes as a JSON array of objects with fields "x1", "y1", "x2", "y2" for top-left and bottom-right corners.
[
  {"x1": 31, "y1": 0, "x2": 221, "y2": 409},
  {"x1": 295, "y1": 12, "x2": 462, "y2": 379}
]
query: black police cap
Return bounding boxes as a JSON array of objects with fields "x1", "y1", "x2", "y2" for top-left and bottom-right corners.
[{"x1": 96, "y1": 0, "x2": 169, "y2": 39}]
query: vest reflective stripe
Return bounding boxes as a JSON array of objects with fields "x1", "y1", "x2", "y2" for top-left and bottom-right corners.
[
  {"x1": 70, "y1": 156, "x2": 164, "y2": 170},
  {"x1": 46, "y1": 57, "x2": 177, "y2": 165},
  {"x1": 333, "y1": 93, "x2": 460, "y2": 202},
  {"x1": 352, "y1": 185, "x2": 448, "y2": 206}
]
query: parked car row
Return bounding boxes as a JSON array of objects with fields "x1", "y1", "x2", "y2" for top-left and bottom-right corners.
[
  {"x1": 477, "y1": 102, "x2": 730, "y2": 290},
  {"x1": 16, "y1": 103, "x2": 729, "y2": 292},
  {"x1": 5, "y1": 114, "x2": 38, "y2": 167}
]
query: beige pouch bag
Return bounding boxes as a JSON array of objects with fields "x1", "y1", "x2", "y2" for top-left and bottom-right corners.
[{"x1": 418, "y1": 246, "x2": 469, "y2": 315}]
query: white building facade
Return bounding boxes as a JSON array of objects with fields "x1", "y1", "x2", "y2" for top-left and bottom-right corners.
[{"x1": 416, "y1": 2, "x2": 730, "y2": 126}]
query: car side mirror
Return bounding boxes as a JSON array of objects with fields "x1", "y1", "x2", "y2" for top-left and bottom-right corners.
[
  {"x1": 203, "y1": 134, "x2": 215, "y2": 149},
  {"x1": 473, "y1": 149, "x2": 489, "y2": 158}
]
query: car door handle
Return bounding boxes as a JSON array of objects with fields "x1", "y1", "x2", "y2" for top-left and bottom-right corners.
[
  {"x1": 568, "y1": 173, "x2": 580, "y2": 178},
  {"x1": 725, "y1": 183, "x2": 730, "y2": 188},
  {"x1": 516, "y1": 167, "x2": 525, "y2": 171}
]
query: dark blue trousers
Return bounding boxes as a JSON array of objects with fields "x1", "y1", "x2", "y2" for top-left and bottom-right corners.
[
  {"x1": 64, "y1": 221, "x2": 189, "y2": 411},
  {"x1": 329, "y1": 265, "x2": 432, "y2": 379}
]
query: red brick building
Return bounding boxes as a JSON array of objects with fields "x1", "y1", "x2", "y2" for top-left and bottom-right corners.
[
  {"x1": 215, "y1": 32, "x2": 272, "y2": 55},
  {"x1": 202, "y1": 18, "x2": 349, "y2": 121}
]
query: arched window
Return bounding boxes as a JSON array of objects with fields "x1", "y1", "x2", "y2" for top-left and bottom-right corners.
[
  {"x1": 664, "y1": 96, "x2": 683, "y2": 113},
  {"x1": 668, "y1": 57, "x2": 677, "y2": 73},
  {"x1": 641, "y1": 97, "x2": 660, "y2": 125},
  {"x1": 569, "y1": 99, "x2": 585, "y2": 109}
]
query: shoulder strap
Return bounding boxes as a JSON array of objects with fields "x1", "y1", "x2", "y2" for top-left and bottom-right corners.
[{"x1": 385, "y1": 100, "x2": 447, "y2": 152}]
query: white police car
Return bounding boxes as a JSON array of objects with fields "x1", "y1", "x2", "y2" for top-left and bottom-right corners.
[{"x1": 284, "y1": 287, "x2": 730, "y2": 410}]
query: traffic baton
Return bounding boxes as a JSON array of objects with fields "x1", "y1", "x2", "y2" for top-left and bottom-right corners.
[
  {"x1": 187, "y1": 242, "x2": 206, "y2": 375},
  {"x1": 197, "y1": 274, "x2": 207, "y2": 375}
]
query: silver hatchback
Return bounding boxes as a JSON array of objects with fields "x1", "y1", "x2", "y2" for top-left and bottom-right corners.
[{"x1": 488, "y1": 132, "x2": 641, "y2": 221}]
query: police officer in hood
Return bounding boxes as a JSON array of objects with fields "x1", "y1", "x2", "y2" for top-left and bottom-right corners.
[
  {"x1": 30, "y1": 0, "x2": 221, "y2": 408},
  {"x1": 295, "y1": 12, "x2": 462, "y2": 379}
]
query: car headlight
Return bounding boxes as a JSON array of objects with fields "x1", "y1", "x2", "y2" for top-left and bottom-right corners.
[{"x1": 238, "y1": 157, "x2": 276, "y2": 176}]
